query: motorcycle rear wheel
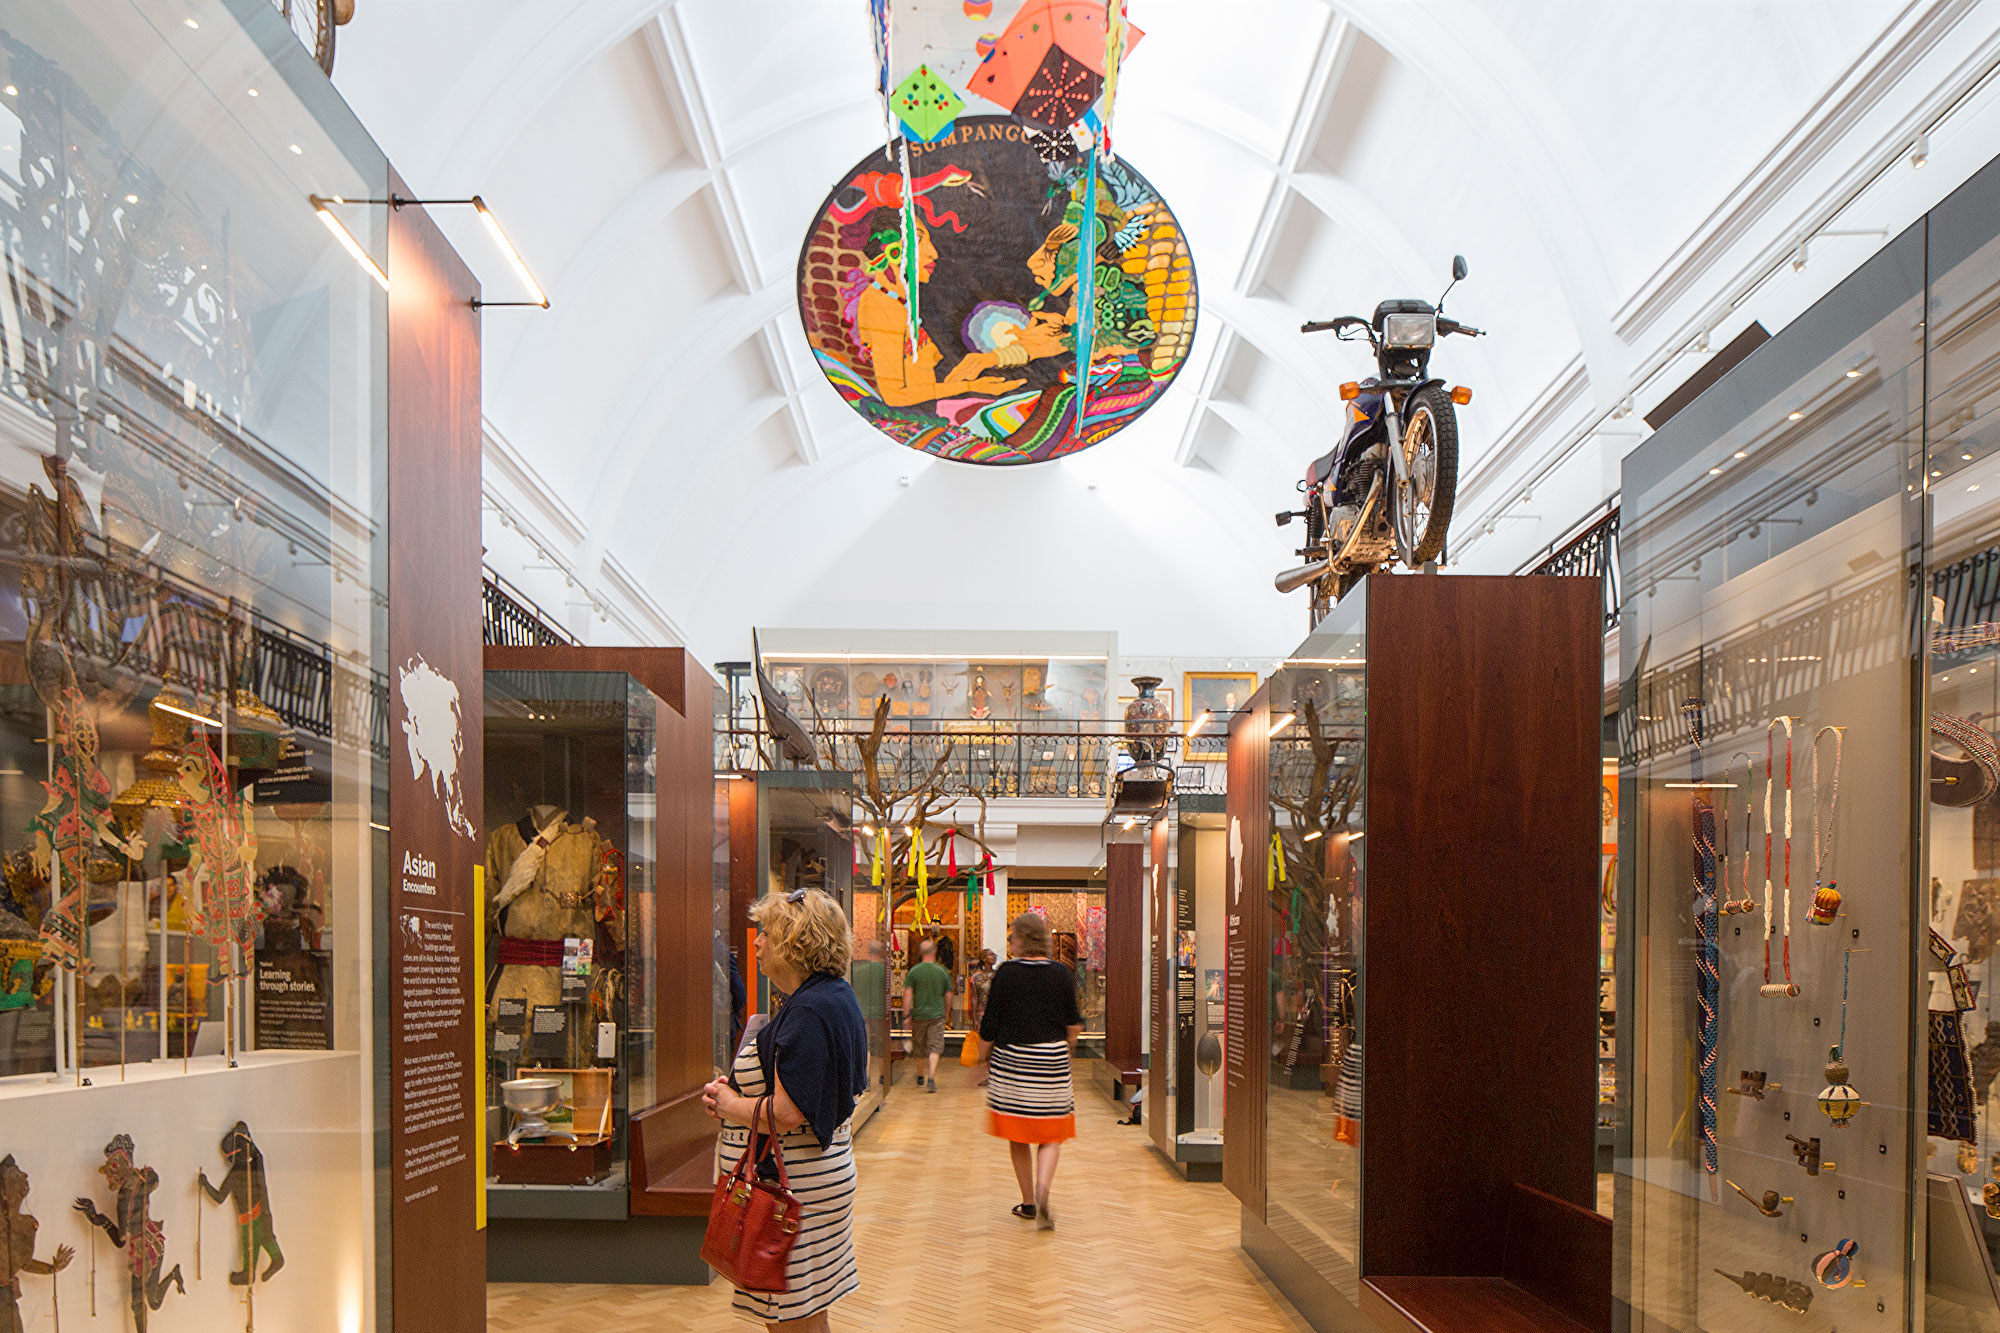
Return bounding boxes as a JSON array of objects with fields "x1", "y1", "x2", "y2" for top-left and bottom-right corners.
[{"x1": 1393, "y1": 385, "x2": 1458, "y2": 566}]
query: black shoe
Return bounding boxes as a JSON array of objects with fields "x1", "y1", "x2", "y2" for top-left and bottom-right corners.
[{"x1": 1011, "y1": 1203, "x2": 1037, "y2": 1220}]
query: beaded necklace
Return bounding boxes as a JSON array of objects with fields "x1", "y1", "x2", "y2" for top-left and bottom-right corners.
[
  {"x1": 1722, "y1": 753, "x2": 1758, "y2": 916},
  {"x1": 1761, "y1": 716, "x2": 1800, "y2": 997},
  {"x1": 1808, "y1": 727, "x2": 1846, "y2": 927}
]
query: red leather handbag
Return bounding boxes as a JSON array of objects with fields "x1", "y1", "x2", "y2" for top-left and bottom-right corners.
[{"x1": 700, "y1": 1095, "x2": 802, "y2": 1292}]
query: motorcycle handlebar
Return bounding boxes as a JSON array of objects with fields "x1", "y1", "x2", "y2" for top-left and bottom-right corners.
[
  {"x1": 1438, "y1": 316, "x2": 1485, "y2": 337},
  {"x1": 1301, "y1": 316, "x2": 1368, "y2": 335}
]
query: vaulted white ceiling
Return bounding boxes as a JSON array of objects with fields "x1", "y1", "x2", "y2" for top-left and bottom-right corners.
[{"x1": 329, "y1": 0, "x2": 2000, "y2": 663}]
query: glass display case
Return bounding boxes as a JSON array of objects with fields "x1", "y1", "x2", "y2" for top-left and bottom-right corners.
[
  {"x1": 1233, "y1": 573, "x2": 1603, "y2": 1333},
  {"x1": 483, "y1": 669, "x2": 659, "y2": 1191},
  {"x1": 755, "y1": 773, "x2": 878, "y2": 1121},
  {"x1": 1262, "y1": 607, "x2": 1369, "y2": 1301},
  {"x1": 0, "y1": 1, "x2": 391, "y2": 1327},
  {"x1": 1919, "y1": 154, "x2": 2000, "y2": 1326},
  {"x1": 1617, "y1": 224, "x2": 1925, "y2": 1329}
]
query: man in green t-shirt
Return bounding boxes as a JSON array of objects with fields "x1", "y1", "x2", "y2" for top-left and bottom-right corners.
[{"x1": 906, "y1": 939, "x2": 954, "y2": 1093}]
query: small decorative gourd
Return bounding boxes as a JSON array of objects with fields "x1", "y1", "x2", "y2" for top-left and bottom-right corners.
[{"x1": 1818, "y1": 1047, "x2": 1860, "y2": 1126}]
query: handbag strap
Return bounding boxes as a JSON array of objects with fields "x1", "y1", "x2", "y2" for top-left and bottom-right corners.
[
  {"x1": 757, "y1": 1095, "x2": 792, "y2": 1192},
  {"x1": 731, "y1": 1095, "x2": 774, "y2": 1186}
]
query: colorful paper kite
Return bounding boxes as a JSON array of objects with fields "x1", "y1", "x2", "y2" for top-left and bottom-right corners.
[
  {"x1": 972, "y1": 0, "x2": 1143, "y2": 127},
  {"x1": 891, "y1": 63, "x2": 966, "y2": 143}
]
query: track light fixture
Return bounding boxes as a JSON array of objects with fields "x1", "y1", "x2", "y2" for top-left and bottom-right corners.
[
  {"x1": 306, "y1": 193, "x2": 550, "y2": 308},
  {"x1": 1912, "y1": 131, "x2": 1930, "y2": 170}
]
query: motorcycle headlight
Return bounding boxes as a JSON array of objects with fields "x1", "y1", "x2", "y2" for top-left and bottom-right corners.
[{"x1": 1382, "y1": 313, "x2": 1436, "y2": 349}]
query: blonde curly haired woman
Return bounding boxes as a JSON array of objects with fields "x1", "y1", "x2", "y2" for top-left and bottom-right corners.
[{"x1": 702, "y1": 889, "x2": 868, "y2": 1331}]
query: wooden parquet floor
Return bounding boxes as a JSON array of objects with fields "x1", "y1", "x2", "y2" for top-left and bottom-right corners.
[{"x1": 488, "y1": 1060, "x2": 1313, "y2": 1332}]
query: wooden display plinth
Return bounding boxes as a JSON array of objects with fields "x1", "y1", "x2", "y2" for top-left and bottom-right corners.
[{"x1": 491, "y1": 1136, "x2": 618, "y2": 1186}]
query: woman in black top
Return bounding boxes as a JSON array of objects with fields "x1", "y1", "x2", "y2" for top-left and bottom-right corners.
[
  {"x1": 702, "y1": 889, "x2": 868, "y2": 1331},
  {"x1": 976, "y1": 912, "x2": 1083, "y2": 1230}
]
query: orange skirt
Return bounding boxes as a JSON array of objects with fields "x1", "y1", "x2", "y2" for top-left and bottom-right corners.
[{"x1": 989, "y1": 1110, "x2": 1076, "y2": 1144}]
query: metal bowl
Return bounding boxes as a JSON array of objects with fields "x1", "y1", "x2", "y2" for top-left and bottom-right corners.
[{"x1": 501, "y1": 1076, "x2": 563, "y2": 1114}]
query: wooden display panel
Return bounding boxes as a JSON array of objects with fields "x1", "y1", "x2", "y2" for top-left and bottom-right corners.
[
  {"x1": 386, "y1": 176, "x2": 485, "y2": 1332},
  {"x1": 1223, "y1": 690, "x2": 1270, "y2": 1217},
  {"x1": 1360, "y1": 574, "x2": 1601, "y2": 1283}
]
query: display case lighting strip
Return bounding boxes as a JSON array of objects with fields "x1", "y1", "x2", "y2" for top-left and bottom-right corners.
[{"x1": 307, "y1": 193, "x2": 550, "y2": 308}]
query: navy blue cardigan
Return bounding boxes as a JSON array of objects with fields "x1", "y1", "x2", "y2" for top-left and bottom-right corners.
[{"x1": 749, "y1": 971, "x2": 869, "y2": 1148}]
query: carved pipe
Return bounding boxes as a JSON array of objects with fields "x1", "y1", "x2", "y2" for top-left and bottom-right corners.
[
  {"x1": 1759, "y1": 983, "x2": 1800, "y2": 998},
  {"x1": 1275, "y1": 559, "x2": 1330, "y2": 594}
]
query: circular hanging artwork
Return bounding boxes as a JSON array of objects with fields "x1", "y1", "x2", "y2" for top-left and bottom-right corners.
[{"x1": 796, "y1": 116, "x2": 1197, "y2": 465}]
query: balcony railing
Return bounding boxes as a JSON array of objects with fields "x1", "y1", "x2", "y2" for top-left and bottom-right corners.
[{"x1": 482, "y1": 570, "x2": 576, "y2": 647}]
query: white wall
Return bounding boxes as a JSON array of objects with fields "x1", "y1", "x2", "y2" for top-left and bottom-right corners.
[{"x1": 0, "y1": 1052, "x2": 371, "y2": 1333}]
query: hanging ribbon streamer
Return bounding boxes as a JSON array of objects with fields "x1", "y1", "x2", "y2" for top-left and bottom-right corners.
[
  {"x1": 1072, "y1": 137, "x2": 1100, "y2": 427},
  {"x1": 872, "y1": 826, "x2": 889, "y2": 887},
  {"x1": 981, "y1": 852, "x2": 996, "y2": 895},
  {"x1": 869, "y1": 0, "x2": 894, "y2": 154},
  {"x1": 1100, "y1": 0, "x2": 1130, "y2": 160},
  {"x1": 898, "y1": 138, "x2": 923, "y2": 361},
  {"x1": 909, "y1": 825, "x2": 929, "y2": 923},
  {"x1": 945, "y1": 828, "x2": 960, "y2": 878},
  {"x1": 1268, "y1": 830, "x2": 1286, "y2": 896}
]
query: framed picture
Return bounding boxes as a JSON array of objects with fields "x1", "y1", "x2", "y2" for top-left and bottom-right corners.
[{"x1": 1184, "y1": 671, "x2": 1259, "y2": 760}]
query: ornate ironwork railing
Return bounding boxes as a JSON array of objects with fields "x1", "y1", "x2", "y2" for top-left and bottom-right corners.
[
  {"x1": 714, "y1": 718, "x2": 1190, "y2": 801},
  {"x1": 482, "y1": 571, "x2": 575, "y2": 647},
  {"x1": 1529, "y1": 505, "x2": 1621, "y2": 632}
]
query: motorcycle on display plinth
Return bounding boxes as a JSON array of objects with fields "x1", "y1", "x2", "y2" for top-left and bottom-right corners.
[{"x1": 1275, "y1": 256, "x2": 1482, "y2": 629}]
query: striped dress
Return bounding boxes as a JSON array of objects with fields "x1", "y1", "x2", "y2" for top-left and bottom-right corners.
[
  {"x1": 982, "y1": 957, "x2": 1080, "y2": 1144},
  {"x1": 716, "y1": 1038, "x2": 859, "y2": 1322}
]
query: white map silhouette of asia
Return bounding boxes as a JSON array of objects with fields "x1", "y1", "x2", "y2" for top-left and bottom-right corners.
[{"x1": 398, "y1": 655, "x2": 475, "y2": 839}]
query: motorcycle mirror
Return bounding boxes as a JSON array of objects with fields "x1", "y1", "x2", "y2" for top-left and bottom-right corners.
[
  {"x1": 1275, "y1": 510, "x2": 1294, "y2": 528},
  {"x1": 1453, "y1": 254, "x2": 1469, "y2": 281}
]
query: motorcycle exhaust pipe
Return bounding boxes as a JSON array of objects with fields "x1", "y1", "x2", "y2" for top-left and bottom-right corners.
[{"x1": 1274, "y1": 559, "x2": 1330, "y2": 595}]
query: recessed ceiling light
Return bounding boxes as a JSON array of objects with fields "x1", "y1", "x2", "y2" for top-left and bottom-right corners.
[
  {"x1": 1709, "y1": 467, "x2": 1722, "y2": 476},
  {"x1": 1971, "y1": 484, "x2": 1983, "y2": 493},
  {"x1": 2, "y1": 86, "x2": 15, "y2": 97},
  {"x1": 124, "y1": 194, "x2": 137, "y2": 203},
  {"x1": 247, "y1": 88, "x2": 259, "y2": 98},
  {"x1": 1846, "y1": 368, "x2": 1860, "y2": 378},
  {"x1": 1788, "y1": 411, "x2": 1803, "y2": 421},
  {"x1": 184, "y1": 17, "x2": 200, "y2": 29},
  {"x1": 1965, "y1": 453, "x2": 1975, "y2": 460},
  {"x1": 288, "y1": 144, "x2": 302, "y2": 155},
  {"x1": 1933, "y1": 470, "x2": 1944, "y2": 478},
  {"x1": 1734, "y1": 451, "x2": 1747, "y2": 459}
]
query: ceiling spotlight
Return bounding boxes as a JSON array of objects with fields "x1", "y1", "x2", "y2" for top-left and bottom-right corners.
[
  {"x1": 1964, "y1": 453, "x2": 1974, "y2": 461},
  {"x1": 1912, "y1": 131, "x2": 1930, "y2": 170},
  {"x1": 183, "y1": 17, "x2": 199, "y2": 28},
  {"x1": 2, "y1": 86, "x2": 15, "y2": 97},
  {"x1": 1734, "y1": 450, "x2": 1747, "y2": 459},
  {"x1": 125, "y1": 194, "x2": 138, "y2": 204},
  {"x1": 288, "y1": 144, "x2": 302, "y2": 155},
  {"x1": 1788, "y1": 411, "x2": 1803, "y2": 421},
  {"x1": 1846, "y1": 367, "x2": 1860, "y2": 378},
  {"x1": 247, "y1": 88, "x2": 259, "y2": 97},
  {"x1": 1791, "y1": 242, "x2": 1809, "y2": 272},
  {"x1": 1695, "y1": 330, "x2": 1711, "y2": 354}
]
